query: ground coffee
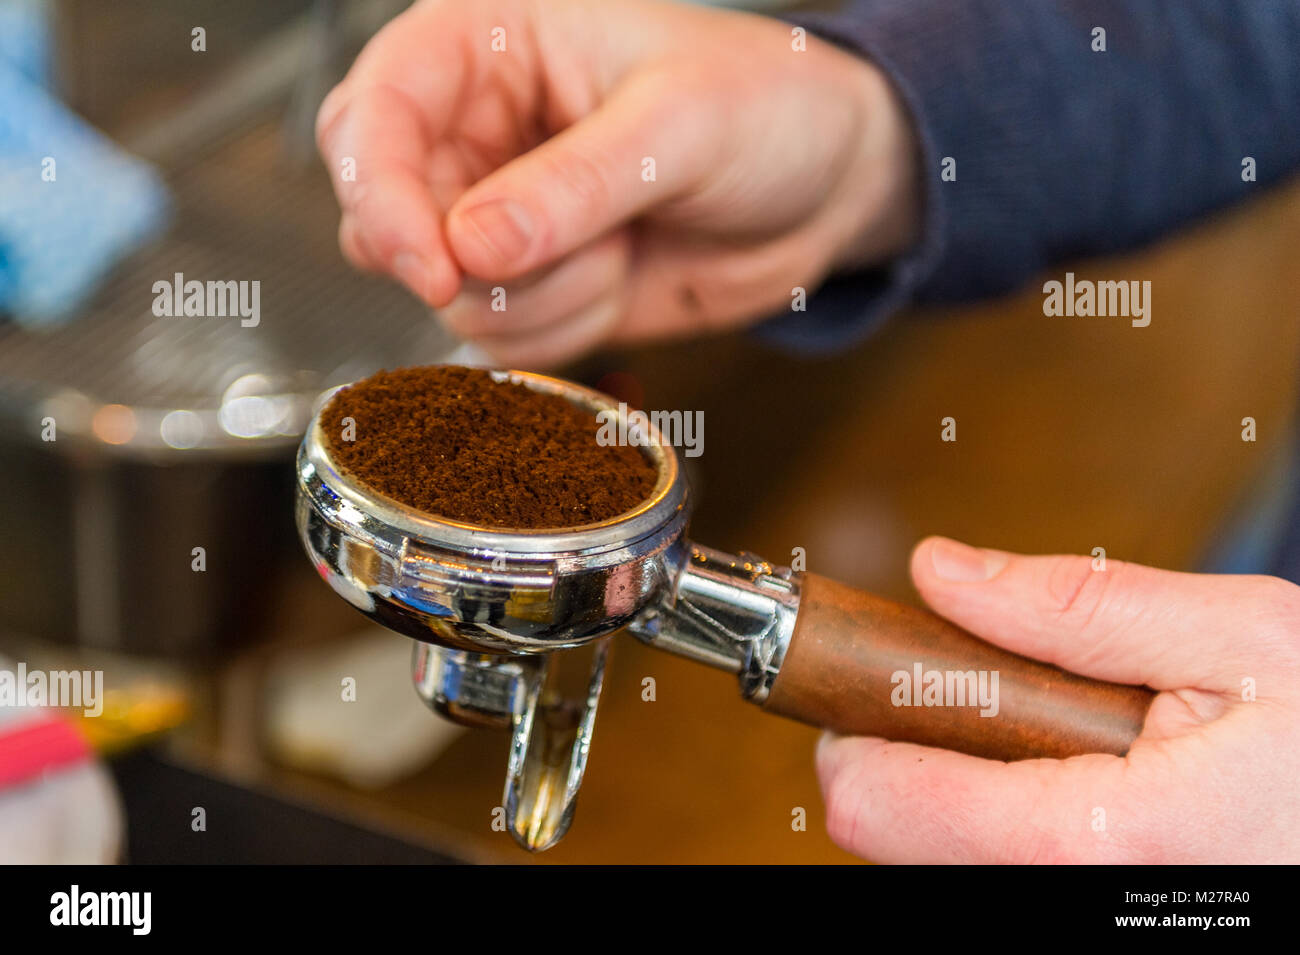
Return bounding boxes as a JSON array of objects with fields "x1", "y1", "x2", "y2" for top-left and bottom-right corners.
[{"x1": 322, "y1": 366, "x2": 658, "y2": 529}]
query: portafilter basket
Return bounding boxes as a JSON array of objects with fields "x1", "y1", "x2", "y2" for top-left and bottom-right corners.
[{"x1": 296, "y1": 368, "x2": 1155, "y2": 851}]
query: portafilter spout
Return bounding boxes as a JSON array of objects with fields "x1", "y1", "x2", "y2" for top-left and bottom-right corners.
[{"x1": 295, "y1": 367, "x2": 1155, "y2": 852}]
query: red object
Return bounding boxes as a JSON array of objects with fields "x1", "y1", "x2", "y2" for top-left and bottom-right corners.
[{"x1": 0, "y1": 716, "x2": 91, "y2": 789}]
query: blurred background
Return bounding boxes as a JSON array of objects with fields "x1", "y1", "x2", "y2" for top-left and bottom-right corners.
[{"x1": 0, "y1": 0, "x2": 1296, "y2": 864}]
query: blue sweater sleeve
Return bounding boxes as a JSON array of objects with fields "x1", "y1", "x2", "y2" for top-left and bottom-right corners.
[{"x1": 760, "y1": 0, "x2": 1300, "y2": 352}]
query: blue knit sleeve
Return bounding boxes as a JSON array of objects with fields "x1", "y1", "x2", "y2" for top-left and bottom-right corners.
[{"x1": 759, "y1": 0, "x2": 1300, "y2": 352}]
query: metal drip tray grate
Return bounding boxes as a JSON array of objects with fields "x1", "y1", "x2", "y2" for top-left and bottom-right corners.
[{"x1": 0, "y1": 117, "x2": 453, "y2": 455}]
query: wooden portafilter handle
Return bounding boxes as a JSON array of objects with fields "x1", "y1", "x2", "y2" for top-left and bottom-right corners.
[{"x1": 762, "y1": 574, "x2": 1155, "y2": 761}]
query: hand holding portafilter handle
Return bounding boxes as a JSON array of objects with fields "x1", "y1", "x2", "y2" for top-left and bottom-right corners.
[
  {"x1": 631, "y1": 546, "x2": 1154, "y2": 762},
  {"x1": 764, "y1": 574, "x2": 1154, "y2": 760}
]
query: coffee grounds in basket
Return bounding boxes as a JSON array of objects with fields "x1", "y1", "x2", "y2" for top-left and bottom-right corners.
[{"x1": 321, "y1": 366, "x2": 658, "y2": 529}]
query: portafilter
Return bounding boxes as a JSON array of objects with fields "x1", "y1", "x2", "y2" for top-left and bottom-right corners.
[{"x1": 295, "y1": 368, "x2": 1154, "y2": 851}]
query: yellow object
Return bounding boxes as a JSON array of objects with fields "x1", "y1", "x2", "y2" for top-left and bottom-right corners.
[{"x1": 71, "y1": 685, "x2": 190, "y2": 755}]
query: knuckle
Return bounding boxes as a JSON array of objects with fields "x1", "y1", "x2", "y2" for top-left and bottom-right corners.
[
  {"x1": 1046, "y1": 555, "x2": 1117, "y2": 634},
  {"x1": 542, "y1": 146, "x2": 612, "y2": 223}
]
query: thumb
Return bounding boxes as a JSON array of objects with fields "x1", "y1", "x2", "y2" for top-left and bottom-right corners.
[
  {"x1": 445, "y1": 68, "x2": 720, "y2": 281},
  {"x1": 910, "y1": 536, "x2": 1292, "y2": 692}
]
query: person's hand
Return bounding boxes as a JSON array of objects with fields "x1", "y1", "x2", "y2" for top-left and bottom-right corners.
[
  {"x1": 316, "y1": 0, "x2": 919, "y2": 366},
  {"x1": 817, "y1": 536, "x2": 1300, "y2": 863}
]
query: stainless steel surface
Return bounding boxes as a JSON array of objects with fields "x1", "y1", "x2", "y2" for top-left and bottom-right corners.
[
  {"x1": 296, "y1": 370, "x2": 690, "y2": 654},
  {"x1": 412, "y1": 645, "x2": 522, "y2": 730},
  {"x1": 504, "y1": 638, "x2": 610, "y2": 852},
  {"x1": 294, "y1": 365, "x2": 812, "y2": 850},
  {"x1": 627, "y1": 543, "x2": 800, "y2": 705},
  {"x1": 410, "y1": 639, "x2": 611, "y2": 851},
  {"x1": 0, "y1": 431, "x2": 289, "y2": 655}
]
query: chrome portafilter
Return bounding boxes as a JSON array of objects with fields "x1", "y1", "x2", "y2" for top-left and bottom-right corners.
[
  {"x1": 296, "y1": 368, "x2": 1155, "y2": 852},
  {"x1": 295, "y1": 369, "x2": 793, "y2": 850}
]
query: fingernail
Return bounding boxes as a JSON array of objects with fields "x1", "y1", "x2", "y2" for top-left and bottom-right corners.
[
  {"x1": 393, "y1": 252, "x2": 434, "y2": 300},
  {"x1": 929, "y1": 537, "x2": 1007, "y2": 582},
  {"x1": 460, "y1": 198, "x2": 533, "y2": 264}
]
